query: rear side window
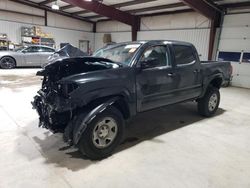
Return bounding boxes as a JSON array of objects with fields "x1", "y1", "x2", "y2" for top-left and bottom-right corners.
[{"x1": 173, "y1": 45, "x2": 196, "y2": 66}]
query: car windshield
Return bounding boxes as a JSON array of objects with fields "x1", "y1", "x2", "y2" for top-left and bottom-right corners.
[
  {"x1": 13, "y1": 47, "x2": 26, "y2": 52},
  {"x1": 93, "y1": 43, "x2": 141, "y2": 65}
]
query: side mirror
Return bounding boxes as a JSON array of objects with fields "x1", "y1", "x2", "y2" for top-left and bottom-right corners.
[
  {"x1": 140, "y1": 57, "x2": 159, "y2": 69},
  {"x1": 22, "y1": 50, "x2": 27, "y2": 53}
]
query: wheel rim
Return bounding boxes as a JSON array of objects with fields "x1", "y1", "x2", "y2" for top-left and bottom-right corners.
[
  {"x1": 1, "y1": 57, "x2": 15, "y2": 69},
  {"x1": 92, "y1": 117, "x2": 118, "y2": 148},
  {"x1": 208, "y1": 93, "x2": 218, "y2": 112}
]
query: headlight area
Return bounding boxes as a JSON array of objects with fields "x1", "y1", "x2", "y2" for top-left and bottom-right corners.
[{"x1": 57, "y1": 83, "x2": 79, "y2": 98}]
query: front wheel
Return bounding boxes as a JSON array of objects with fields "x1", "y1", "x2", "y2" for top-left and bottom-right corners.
[
  {"x1": 76, "y1": 106, "x2": 125, "y2": 160},
  {"x1": 0, "y1": 57, "x2": 16, "y2": 69},
  {"x1": 197, "y1": 86, "x2": 220, "y2": 117}
]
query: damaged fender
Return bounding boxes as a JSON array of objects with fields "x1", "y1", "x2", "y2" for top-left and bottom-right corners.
[{"x1": 73, "y1": 96, "x2": 120, "y2": 144}]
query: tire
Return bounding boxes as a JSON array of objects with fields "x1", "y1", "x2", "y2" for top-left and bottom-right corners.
[
  {"x1": 197, "y1": 86, "x2": 220, "y2": 117},
  {"x1": 0, "y1": 56, "x2": 16, "y2": 69},
  {"x1": 76, "y1": 106, "x2": 125, "y2": 160}
]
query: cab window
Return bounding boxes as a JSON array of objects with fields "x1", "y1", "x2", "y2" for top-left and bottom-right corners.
[
  {"x1": 140, "y1": 46, "x2": 170, "y2": 68},
  {"x1": 173, "y1": 45, "x2": 196, "y2": 66}
]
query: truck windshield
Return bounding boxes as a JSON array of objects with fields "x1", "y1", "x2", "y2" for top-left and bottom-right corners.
[{"x1": 93, "y1": 44, "x2": 141, "y2": 65}]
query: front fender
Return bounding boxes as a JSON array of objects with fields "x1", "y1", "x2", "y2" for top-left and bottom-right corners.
[
  {"x1": 70, "y1": 86, "x2": 134, "y2": 110},
  {"x1": 73, "y1": 96, "x2": 120, "y2": 144}
]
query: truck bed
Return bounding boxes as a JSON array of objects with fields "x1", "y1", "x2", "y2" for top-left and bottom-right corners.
[{"x1": 201, "y1": 61, "x2": 231, "y2": 84}]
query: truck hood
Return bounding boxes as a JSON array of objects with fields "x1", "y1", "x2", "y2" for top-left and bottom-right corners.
[{"x1": 37, "y1": 56, "x2": 122, "y2": 81}]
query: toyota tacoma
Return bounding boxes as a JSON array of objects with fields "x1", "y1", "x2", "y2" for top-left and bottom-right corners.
[{"x1": 32, "y1": 40, "x2": 232, "y2": 160}]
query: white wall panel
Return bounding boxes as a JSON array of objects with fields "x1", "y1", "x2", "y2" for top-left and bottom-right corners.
[
  {"x1": 220, "y1": 27, "x2": 250, "y2": 39},
  {"x1": 96, "y1": 21, "x2": 131, "y2": 32},
  {"x1": 223, "y1": 13, "x2": 250, "y2": 27},
  {"x1": 94, "y1": 32, "x2": 131, "y2": 50},
  {"x1": 219, "y1": 39, "x2": 250, "y2": 52},
  {"x1": 0, "y1": 0, "x2": 93, "y2": 31},
  {"x1": 138, "y1": 29, "x2": 210, "y2": 60},
  {"x1": 231, "y1": 63, "x2": 250, "y2": 89},
  {"x1": 95, "y1": 12, "x2": 210, "y2": 59},
  {"x1": 0, "y1": 10, "x2": 44, "y2": 25},
  {"x1": 0, "y1": 0, "x2": 44, "y2": 16},
  {"x1": 0, "y1": 19, "x2": 94, "y2": 50},
  {"x1": 141, "y1": 12, "x2": 210, "y2": 30},
  {"x1": 47, "y1": 12, "x2": 93, "y2": 32},
  {"x1": 41, "y1": 27, "x2": 94, "y2": 50},
  {"x1": 218, "y1": 13, "x2": 250, "y2": 88}
]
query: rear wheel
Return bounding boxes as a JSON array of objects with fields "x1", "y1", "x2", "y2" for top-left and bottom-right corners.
[
  {"x1": 0, "y1": 57, "x2": 16, "y2": 69},
  {"x1": 198, "y1": 86, "x2": 220, "y2": 117},
  {"x1": 76, "y1": 106, "x2": 125, "y2": 160}
]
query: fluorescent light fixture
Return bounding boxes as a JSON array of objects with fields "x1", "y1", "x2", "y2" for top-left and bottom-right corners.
[{"x1": 52, "y1": 4, "x2": 59, "y2": 10}]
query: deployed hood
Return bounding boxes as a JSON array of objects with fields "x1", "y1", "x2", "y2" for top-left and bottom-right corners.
[
  {"x1": 46, "y1": 44, "x2": 88, "y2": 66},
  {"x1": 37, "y1": 57, "x2": 121, "y2": 81},
  {"x1": 38, "y1": 44, "x2": 122, "y2": 81}
]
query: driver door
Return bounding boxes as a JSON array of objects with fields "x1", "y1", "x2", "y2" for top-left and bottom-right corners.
[
  {"x1": 136, "y1": 45, "x2": 178, "y2": 112},
  {"x1": 23, "y1": 46, "x2": 41, "y2": 66}
]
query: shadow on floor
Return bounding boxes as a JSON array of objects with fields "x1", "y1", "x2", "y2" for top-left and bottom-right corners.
[{"x1": 28, "y1": 102, "x2": 225, "y2": 171}]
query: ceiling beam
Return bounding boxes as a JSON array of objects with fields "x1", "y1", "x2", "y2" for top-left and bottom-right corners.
[
  {"x1": 9, "y1": 0, "x2": 94, "y2": 23},
  {"x1": 138, "y1": 9, "x2": 194, "y2": 18},
  {"x1": 72, "y1": 0, "x2": 157, "y2": 15},
  {"x1": 73, "y1": 10, "x2": 89, "y2": 15},
  {"x1": 62, "y1": 0, "x2": 137, "y2": 26},
  {"x1": 60, "y1": 4, "x2": 75, "y2": 10},
  {"x1": 129, "y1": 2, "x2": 185, "y2": 14},
  {"x1": 180, "y1": 0, "x2": 220, "y2": 19},
  {"x1": 83, "y1": 2, "x2": 186, "y2": 20},
  {"x1": 112, "y1": 0, "x2": 157, "y2": 8},
  {"x1": 221, "y1": 2, "x2": 250, "y2": 9},
  {"x1": 62, "y1": 0, "x2": 139, "y2": 41},
  {"x1": 180, "y1": 0, "x2": 222, "y2": 60},
  {"x1": 39, "y1": 0, "x2": 56, "y2": 5},
  {"x1": 97, "y1": 9, "x2": 195, "y2": 22}
]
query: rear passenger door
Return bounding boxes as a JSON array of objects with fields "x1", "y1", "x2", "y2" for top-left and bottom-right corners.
[{"x1": 171, "y1": 44, "x2": 202, "y2": 100}]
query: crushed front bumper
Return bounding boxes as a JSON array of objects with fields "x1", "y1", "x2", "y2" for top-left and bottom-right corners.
[{"x1": 32, "y1": 90, "x2": 72, "y2": 132}]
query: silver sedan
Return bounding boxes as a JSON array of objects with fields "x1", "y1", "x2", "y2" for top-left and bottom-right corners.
[{"x1": 0, "y1": 45, "x2": 55, "y2": 69}]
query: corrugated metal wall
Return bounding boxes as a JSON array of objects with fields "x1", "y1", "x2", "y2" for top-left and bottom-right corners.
[
  {"x1": 218, "y1": 13, "x2": 250, "y2": 88},
  {"x1": 0, "y1": 19, "x2": 94, "y2": 50},
  {"x1": 95, "y1": 12, "x2": 210, "y2": 60},
  {"x1": 138, "y1": 29, "x2": 210, "y2": 60}
]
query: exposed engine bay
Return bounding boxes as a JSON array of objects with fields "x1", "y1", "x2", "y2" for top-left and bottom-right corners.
[{"x1": 32, "y1": 46, "x2": 120, "y2": 134}]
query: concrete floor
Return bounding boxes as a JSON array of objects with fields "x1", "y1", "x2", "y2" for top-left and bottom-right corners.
[{"x1": 0, "y1": 69, "x2": 250, "y2": 188}]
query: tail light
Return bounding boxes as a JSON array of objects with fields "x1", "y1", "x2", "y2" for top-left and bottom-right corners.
[{"x1": 229, "y1": 64, "x2": 233, "y2": 75}]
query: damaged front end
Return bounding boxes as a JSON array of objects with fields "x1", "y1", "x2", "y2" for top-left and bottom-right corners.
[
  {"x1": 32, "y1": 56, "x2": 118, "y2": 133},
  {"x1": 32, "y1": 77, "x2": 74, "y2": 132}
]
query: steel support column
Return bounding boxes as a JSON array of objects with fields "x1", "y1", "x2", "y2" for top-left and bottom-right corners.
[
  {"x1": 62, "y1": 0, "x2": 139, "y2": 40},
  {"x1": 180, "y1": 0, "x2": 222, "y2": 60}
]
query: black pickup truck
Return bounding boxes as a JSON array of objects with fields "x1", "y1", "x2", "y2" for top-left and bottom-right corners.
[{"x1": 32, "y1": 40, "x2": 232, "y2": 160}]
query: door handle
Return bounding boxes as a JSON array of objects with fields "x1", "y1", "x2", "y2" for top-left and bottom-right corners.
[
  {"x1": 193, "y1": 69, "x2": 200, "y2": 73},
  {"x1": 167, "y1": 73, "x2": 175, "y2": 77}
]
